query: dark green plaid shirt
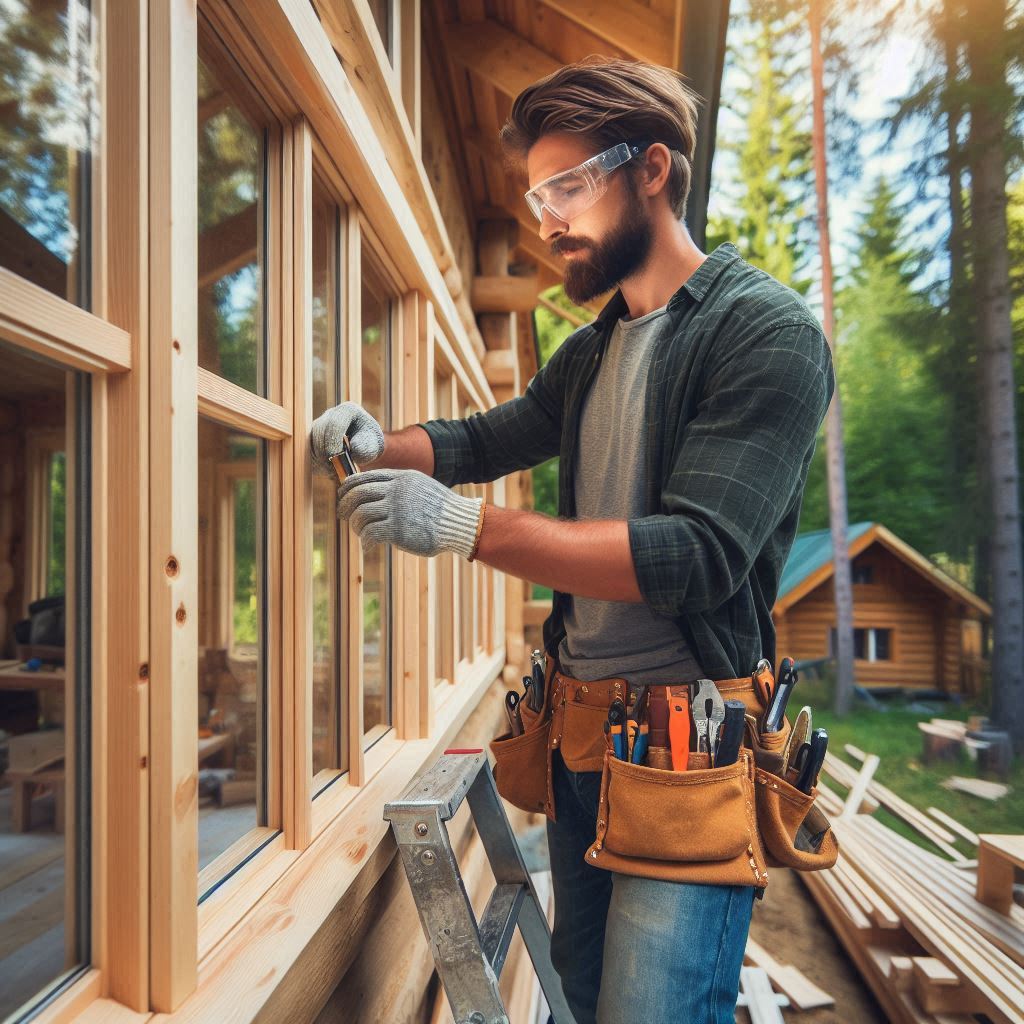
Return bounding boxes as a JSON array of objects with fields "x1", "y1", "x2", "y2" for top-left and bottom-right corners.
[{"x1": 421, "y1": 242, "x2": 835, "y2": 680}]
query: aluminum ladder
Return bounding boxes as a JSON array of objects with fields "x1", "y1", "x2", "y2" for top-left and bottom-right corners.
[{"x1": 383, "y1": 749, "x2": 573, "y2": 1024}]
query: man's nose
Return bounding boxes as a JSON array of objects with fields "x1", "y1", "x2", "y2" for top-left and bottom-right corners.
[{"x1": 538, "y1": 205, "x2": 568, "y2": 242}]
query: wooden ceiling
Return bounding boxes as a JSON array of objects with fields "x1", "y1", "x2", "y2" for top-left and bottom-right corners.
[{"x1": 432, "y1": 0, "x2": 730, "y2": 310}]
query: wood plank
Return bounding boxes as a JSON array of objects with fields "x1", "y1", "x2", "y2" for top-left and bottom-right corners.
[
  {"x1": 197, "y1": 367, "x2": 292, "y2": 440},
  {"x1": 928, "y1": 807, "x2": 980, "y2": 847},
  {"x1": 539, "y1": 0, "x2": 673, "y2": 65},
  {"x1": 744, "y1": 936, "x2": 834, "y2": 1010},
  {"x1": 943, "y1": 777, "x2": 1009, "y2": 801},
  {"x1": 444, "y1": 18, "x2": 560, "y2": 100}
]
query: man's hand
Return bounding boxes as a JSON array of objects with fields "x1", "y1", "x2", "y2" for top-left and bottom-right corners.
[
  {"x1": 309, "y1": 402, "x2": 385, "y2": 476},
  {"x1": 337, "y1": 469, "x2": 484, "y2": 559}
]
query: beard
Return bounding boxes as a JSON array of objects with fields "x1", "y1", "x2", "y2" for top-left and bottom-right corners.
[{"x1": 554, "y1": 183, "x2": 654, "y2": 305}]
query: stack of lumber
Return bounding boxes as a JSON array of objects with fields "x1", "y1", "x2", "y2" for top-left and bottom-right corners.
[{"x1": 802, "y1": 748, "x2": 1024, "y2": 1024}]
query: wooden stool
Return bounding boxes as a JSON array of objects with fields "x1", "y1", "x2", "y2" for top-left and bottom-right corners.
[{"x1": 976, "y1": 834, "x2": 1024, "y2": 914}]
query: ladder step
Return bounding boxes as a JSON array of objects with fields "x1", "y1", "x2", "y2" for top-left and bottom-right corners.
[{"x1": 479, "y1": 883, "x2": 525, "y2": 975}]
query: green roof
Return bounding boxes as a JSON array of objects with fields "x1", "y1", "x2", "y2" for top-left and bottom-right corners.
[{"x1": 777, "y1": 521, "x2": 875, "y2": 601}]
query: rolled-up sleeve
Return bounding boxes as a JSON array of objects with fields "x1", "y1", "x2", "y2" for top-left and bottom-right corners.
[
  {"x1": 628, "y1": 319, "x2": 834, "y2": 616},
  {"x1": 420, "y1": 330, "x2": 575, "y2": 486}
]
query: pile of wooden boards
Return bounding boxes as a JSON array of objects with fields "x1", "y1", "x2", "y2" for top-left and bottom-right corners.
[{"x1": 802, "y1": 745, "x2": 1024, "y2": 1024}]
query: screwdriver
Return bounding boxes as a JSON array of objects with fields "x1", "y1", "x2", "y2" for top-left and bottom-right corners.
[{"x1": 795, "y1": 728, "x2": 829, "y2": 793}]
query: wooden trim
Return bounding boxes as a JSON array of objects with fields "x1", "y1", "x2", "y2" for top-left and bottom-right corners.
[
  {"x1": 197, "y1": 368, "x2": 292, "y2": 440},
  {"x1": 399, "y1": 0, "x2": 421, "y2": 158},
  {"x1": 148, "y1": 0, "x2": 199, "y2": 1008},
  {"x1": 0, "y1": 269, "x2": 131, "y2": 374},
  {"x1": 289, "y1": 117, "x2": 314, "y2": 848}
]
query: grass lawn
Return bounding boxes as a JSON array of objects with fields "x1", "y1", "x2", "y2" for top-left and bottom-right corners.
[{"x1": 793, "y1": 671, "x2": 1022, "y2": 858}]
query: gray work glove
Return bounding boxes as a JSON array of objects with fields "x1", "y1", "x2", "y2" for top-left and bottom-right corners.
[
  {"x1": 337, "y1": 469, "x2": 484, "y2": 560},
  {"x1": 309, "y1": 401, "x2": 385, "y2": 476}
]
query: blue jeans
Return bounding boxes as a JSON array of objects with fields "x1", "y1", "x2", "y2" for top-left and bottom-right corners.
[{"x1": 545, "y1": 749, "x2": 755, "y2": 1024}]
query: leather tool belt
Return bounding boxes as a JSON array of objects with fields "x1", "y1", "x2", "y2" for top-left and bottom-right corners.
[{"x1": 489, "y1": 655, "x2": 839, "y2": 893}]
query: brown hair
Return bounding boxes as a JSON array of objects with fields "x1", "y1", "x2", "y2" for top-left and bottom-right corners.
[{"x1": 499, "y1": 56, "x2": 703, "y2": 219}]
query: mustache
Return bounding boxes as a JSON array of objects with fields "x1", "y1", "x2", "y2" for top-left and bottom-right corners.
[{"x1": 551, "y1": 239, "x2": 591, "y2": 256}]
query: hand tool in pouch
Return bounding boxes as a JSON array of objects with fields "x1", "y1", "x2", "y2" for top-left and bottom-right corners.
[
  {"x1": 606, "y1": 699, "x2": 627, "y2": 760},
  {"x1": 762, "y1": 657, "x2": 798, "y2": 734},
  {"x1": 329, "y1": 435, "x2": 359, "y2": 482},
  {"x1": 783, "y1": 706, "x2": 812, "y2": 776},
  {"x1": 504, "y1": 690, "x2": 524, "y2": 737},
  {"x1": 690, "y1": 679, "x2": 726, "y2": 766},
  {"x1": 530, "y1": 649, "x2": 545, "y2": 710},
  {"x1": 714, "y1": 700, "x2": 747, "y2": 767},
  {"x1": 647, "y1": 688, "x2": 671, "y2": 768},
  {"x1": 753, "y1": 657, "x2": 774, "y2": 709},
  {"x1": 795, "y1": 728, "x2": 828, "y2": 793},
  {"x1": 627, "y1": 686, "x2": 650, "y2": 764},
  {"x1": 667, "y1": 687, "x2": 691, "y2": 771}
]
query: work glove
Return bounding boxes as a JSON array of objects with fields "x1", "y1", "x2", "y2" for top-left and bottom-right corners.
[
  {"x1": 309, "y1": 401, "x2": 385, "y2": 476},
  {"x1": 337, "y1": 469, "x2": 484, "y2": 560}
]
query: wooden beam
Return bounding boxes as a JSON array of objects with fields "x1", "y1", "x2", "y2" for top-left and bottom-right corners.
[
  {"x1": 483, "y1": 348, "x2": 516, "y2": 388},
  {"x1": 471, "y1": 274, "x2": 539, "y2": 312},
  {"x1": 539, "y1": 0, "x2": 673, "y2": 66},
  {"x1": 443, "y1": 19, "x2": 560, "y2": 100}
]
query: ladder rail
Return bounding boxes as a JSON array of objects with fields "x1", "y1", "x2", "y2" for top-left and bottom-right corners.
[{"x1": 385, "y1": 751, "x2": 574, "y2": 1024}]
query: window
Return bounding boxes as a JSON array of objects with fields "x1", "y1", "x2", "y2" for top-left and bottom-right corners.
[
  {"x1": 829, "y1": 627, "x2": 893, "y2": 662},
  {"x1": 0, "y1": 0, "x2": 99, "y2": 307},
  {"x1": 0, "y1": 341, "x2": 90, "y2": 1020},
  {"x1": 311, "y1": 178, "x2": 347, "y2": 786},
  {"x1": 359, "y1": 247, "x2": 393, "y2": 742},
  {"x1": 851, "y1": 562, "x2": 874, "y2": 584},
  {"x1": 197, "y1": 53, "x2": 267, "y2": 395}
]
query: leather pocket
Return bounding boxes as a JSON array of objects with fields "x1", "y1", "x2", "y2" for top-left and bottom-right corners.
[
  {"x1": 490, "y1": 720, "x2": 550, "y2": 815},
  {"x1": 586, "y1": 749, "x2": 767, "y2": 888},
  {"x1": 560, "y1": 699, "x2": 611, "y2": 772},
  {"x1": 754, "y1": 768, "x2": 839, "y2": 870}
]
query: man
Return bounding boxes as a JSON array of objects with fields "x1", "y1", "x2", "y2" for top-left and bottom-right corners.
[{"x1": 310, "y1": 57, "x2": 834, "y2": 1024}]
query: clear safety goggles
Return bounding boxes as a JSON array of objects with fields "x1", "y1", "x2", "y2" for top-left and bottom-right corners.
[{"x1": 524, "y1": 141, "x2": 650, "y2": 223}]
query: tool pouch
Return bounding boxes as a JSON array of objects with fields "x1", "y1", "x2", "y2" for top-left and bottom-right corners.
[
  {"x1": 746, "y1": 718, "x2": 839, "y2": 871},
  {"x1": 584, "y1": 746, "x2": 768, "y2": 889},
  {"x1": 488, "y1": 657, "x2": 557, "y2": 815}
]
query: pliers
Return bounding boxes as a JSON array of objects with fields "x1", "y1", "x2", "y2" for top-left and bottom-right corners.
[{"x1": 690, "y1": 679, "x2": 726, "y2": 765}]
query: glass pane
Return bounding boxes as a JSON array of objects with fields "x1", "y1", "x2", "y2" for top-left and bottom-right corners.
[
  {"x1": 311, "y1": 186, "x2": 345, "y2": 781},
  {"x1": 197, "y1": 418, "x2": 266, "y2": 871},
  {"x1": 197, "y1": 57, "x2": 266, "y2": 395},
  {"x1": 361, "y1": 255, "x2": 390, "y2": 736},
  {"x1": 367, "y1": 0, "x2": 393, "y2": 60},
  {"x1": 0, "y1": 1, "x2": 98, "y2": 305},
  {"x1": 0, "y1": 340, "x2": 89, "y2": 1017}
]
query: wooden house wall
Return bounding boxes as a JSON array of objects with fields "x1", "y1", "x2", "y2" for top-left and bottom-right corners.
[{"x1": 775, "y1": 544, "x2": 970, "y2": 691}]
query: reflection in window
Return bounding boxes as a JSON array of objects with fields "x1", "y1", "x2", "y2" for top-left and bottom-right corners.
[
  {"x1": 311, "y1": 184, "x2": 346, "y2": 782},
  {"x1": 0, "y1": 341, "x2": 89, "y2": 1018},
  {"x1": 197, "y1": 418, "x2": 266, "y2": 874},
  {"x1": 197, "y1": 56, "x2": 266, "y2": 395},
  {"x1": 0, "y1": 0, "x2": 98, "y2": 305},
  {"x1": 361, "y1": 253, "x2": 391, "y2": 739}
]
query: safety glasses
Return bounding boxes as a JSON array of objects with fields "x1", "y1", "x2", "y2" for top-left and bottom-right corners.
[{"x1": 524, "y1": 141, "x2": 649, "y2": 223}]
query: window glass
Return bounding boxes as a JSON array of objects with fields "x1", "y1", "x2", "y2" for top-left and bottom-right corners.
[
  {"x1": 360, "y1": 252, "x2": 391, "y2": 738},
  {"x1": 197, "y1": 418, "x2": 266, "y2": 873},
  {"x1": 367, "y1": 0, "x2": 393, "y2": 60},
  {"x1": 311, "y1": 185, "x2": 346, "y2": 782},
  {"x1": 0, "y1": 0, "x2": 98, "y2": 306},
  {"x1": 0, "y1": 340, "x2": 89, "y2": 1018},
  {"x1": 197, "y1": 56, "x2": 266, "y2": 395},
  {"x1": 874, "y1": 628, "x2": 891, "y2": 661}
]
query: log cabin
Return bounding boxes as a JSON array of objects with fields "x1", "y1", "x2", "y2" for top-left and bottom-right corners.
[
  {"x1": 773, "y1": 522, "x2": 991, "y2": 695},
  {"x1": 0, "y1": 2, "x2": 729, "y2": 1022}
]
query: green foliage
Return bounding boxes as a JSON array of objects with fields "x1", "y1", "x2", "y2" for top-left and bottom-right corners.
[{"x1": 47, "y1": 452, "x2": 66, "y2": 596}]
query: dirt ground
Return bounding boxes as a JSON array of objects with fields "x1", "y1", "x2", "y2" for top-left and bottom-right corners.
[{"x1": 745, "y1": 868, "x2": 886, "y2": 1023}]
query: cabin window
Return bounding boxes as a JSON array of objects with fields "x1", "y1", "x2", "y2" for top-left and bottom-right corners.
[
  {"x1": 197, "y1": 52, "x2": 268, "y2": 396},
  {"x1": 311, "y1": 179, "x2": 347, "y2": 786},
  {"x1": 0, "y1": 0, "x2": 98, "y2": 307},
  {"x1": 829, "y1": 627, "x2": 893, "y2": 662},
  {"x1": 359, "y1": 246, "x2": 394, "y2": 744},
  {"x1": 851, "y1": 562, "x2": 874, "y2": 584},
  {"x1": 0, "y1": 342, "x2": 91, "y2": 1019}
]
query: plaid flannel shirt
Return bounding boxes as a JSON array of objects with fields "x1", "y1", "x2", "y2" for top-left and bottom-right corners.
[{"x1": 420, "y1": 242, "x2": 835, "y2": 680}]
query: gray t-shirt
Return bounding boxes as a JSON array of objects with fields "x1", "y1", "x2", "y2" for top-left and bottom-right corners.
[{"x1": 556, "y1": 303, "x2": 705, "y2": 685}]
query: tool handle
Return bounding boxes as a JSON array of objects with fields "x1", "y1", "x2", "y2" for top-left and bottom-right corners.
[
  {"x1": 648, "y1": 689, "x2": 669, "y2": 748},
  {"x1": 714, "y1": 700, "x2": 746, "y2": 767},
  {"x1": 505, "y1": 691, "x2": 523, "y2": 737},
  {"x1": 668, "y1": 689, "x2": 690, "y2": 771},
  {"x1": 795, "y1": 728, "x2": 828, "y2": 793},
  {"x1": 762, "y1": 658, "x2": 797, "y2": 734}
]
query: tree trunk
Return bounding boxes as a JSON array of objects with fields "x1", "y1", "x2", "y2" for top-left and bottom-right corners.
[
  {"x1": 964, "y1": 0, "x2": 1024, "y2": 749},
  {"x1": 810, "y1": 0, "x2": 855, "y2": 716}
]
